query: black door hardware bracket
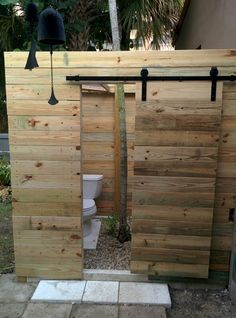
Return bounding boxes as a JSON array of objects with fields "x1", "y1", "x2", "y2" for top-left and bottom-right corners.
[{"x1": 66, "y1": 67, "x2": 236, "y2": 102}]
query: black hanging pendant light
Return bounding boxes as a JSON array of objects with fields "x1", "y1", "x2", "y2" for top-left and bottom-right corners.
[
  {"x1": 25, "y1": 1, "x2": 39, "y2": 70},
  {"x1": 38, "y1": 6, "x2": 65, "y2": 105}
]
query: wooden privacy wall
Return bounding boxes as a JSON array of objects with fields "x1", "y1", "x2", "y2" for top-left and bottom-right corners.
[
  {"x1": 4, "y1": 50, "x2": 236, "y2": 280},
  {"x1": 131, "y1": 81, "x2": 224, "y2": 278},
  {"x1": 210, "y1": 83, "x2": 236, "y2": 274},
  {"x1": 82, "y1": 92, "x2": 135, "y2": 216},
  {"x1": 5, "y1": 56, "x2": 83, "y2": 279}
]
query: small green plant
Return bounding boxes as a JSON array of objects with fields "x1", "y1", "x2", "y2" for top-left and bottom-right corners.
[
  {"x1": 103, "y1": 214, "x2": 119, "y2": 237},
  {"x1": 0, "y1": 156, "x2": 11, "y2": 186},
  {"x1": 103, "y1": 214, "x2": 132, "y2": 241},
  {"x1": 119, "y1": 223, "x2": 131, "y2": 242}
]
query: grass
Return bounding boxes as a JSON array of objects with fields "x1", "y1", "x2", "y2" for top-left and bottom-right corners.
[{"x1": 0, "y1": 202, "x2": 14, "y2": 274}]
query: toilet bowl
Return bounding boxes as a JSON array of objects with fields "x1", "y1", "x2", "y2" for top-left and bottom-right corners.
[
  {"x1": 83, "y1": 199, "x2": 97, "y2": 237},
  {"x1": 82, "y1": 174, "x2": 103, "y2": 237}
]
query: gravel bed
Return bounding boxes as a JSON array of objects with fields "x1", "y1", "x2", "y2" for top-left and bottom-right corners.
[
  {"x1": 167, "y1": 288, "x2": 236, "y2": 318},
  {"x1": 84, "y1": 221, "x2": 131, "y2": 270}
]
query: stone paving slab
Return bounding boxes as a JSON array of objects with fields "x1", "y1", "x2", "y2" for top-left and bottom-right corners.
[
  {"x1": 31, "y1": 280, "x2": 86, "y2": 302},
  {"x1": 119, "y1": 305, "x2": 167, "y2": 318},
  {"x1": 30, "y1": 279, "x2": 171, "y2": 307},
  {"x1": 82, "y1": 281, "x2": 119, "y2": 304},
  {"x1": 71, "y1": 304, "x2": 119, "y2": 318},
  {"x1": 0, "y1": 303, "x2": 26, "y2": 318},
  {"x1": 22, "y1": 303, "x2": 72, "y2": 318},
  {"x1": 119, "y1": 282, "x2": 171, "y2": 308},
  {"x1": 0, "y1": 274, "x2": 36, "y2": 303}
]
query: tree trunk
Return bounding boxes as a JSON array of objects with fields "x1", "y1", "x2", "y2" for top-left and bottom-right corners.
[
  {"x1": 108, "y1": 0, "x2": 120, "y2": 51},
  {"x1": 68, "y1": 1, "x2": 94, "y2": 51},
  {"x1": 108, "y1": 0, "x2": 129, "y2": 243},
  {"x1": 0, "y1": 50, "x2": 7, "y2": 133}
]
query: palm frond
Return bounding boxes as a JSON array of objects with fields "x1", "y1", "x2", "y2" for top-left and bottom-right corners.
[{"x1": 120, "y1": 0, "x2": 183, "y2": 48}]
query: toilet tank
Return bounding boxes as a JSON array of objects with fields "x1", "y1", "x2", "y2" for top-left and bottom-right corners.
[{"x1": 83, "y1": 174, "x2": 103, "y2": 199}]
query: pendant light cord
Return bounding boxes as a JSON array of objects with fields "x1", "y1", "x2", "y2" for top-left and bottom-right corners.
[{"x1": 50, "y1": 44, "x2": 54, "y2": 90}]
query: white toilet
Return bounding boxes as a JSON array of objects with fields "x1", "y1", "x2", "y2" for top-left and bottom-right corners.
[{"x1": 83, "y1": 174, "x2": 103, "y2": 237}]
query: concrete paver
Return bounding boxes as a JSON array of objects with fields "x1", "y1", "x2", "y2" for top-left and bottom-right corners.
[
  {"x1": 31, "y1": 280, "x2": 86, "y2": 302},
  {"x1": 22, "y1": 303, "x2": 72, "y2": 318},
  {"x1": 119, "y1": 282, "x2": 171, "y2": 308},
  {"x1": 0, "y1": 303, "x2": 26, "y2": 318},
  {"x1": 71, "y1": 304, "x2": 119, "y2": 318},
  {"x1": 119, "y1": 305, "x2": 167, "y2": 318},
  {"x1": 0, "y1": 274, "x2": 36, "y2": 303},
  {"x1": 82, "y1": 281, "x2": 119, "y2": 304}
]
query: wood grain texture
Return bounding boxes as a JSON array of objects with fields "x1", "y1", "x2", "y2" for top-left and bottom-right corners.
[
  {"x1": 82, "y1": 92, "x2": 135, "y2": 215},
  {"x1": 131, "y1": 81, "x2": 224, "y2": 279},
  {"x1": 209, "y1": 82, "x2": 236, "y2": 272},
  {"x1": 5, "y1": 63, "x2": 83, "y2": 279},
  {"x1": 5, "y1": 51, "x2": 236, "y2": 281},
  {"x1": 5, "y1": 50, "x2": 236, "y2": 68},
  {"x1": 5, "y1": 67, "x2": 236, "y2": 85}
]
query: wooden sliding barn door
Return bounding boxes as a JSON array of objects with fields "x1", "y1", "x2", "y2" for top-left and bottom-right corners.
[
  {"x1": 5, "y1": 52, "x2": 83, "y2": 279},
  {"x1": 131, "y1": 81, "x2": 223, "y2": 278}
]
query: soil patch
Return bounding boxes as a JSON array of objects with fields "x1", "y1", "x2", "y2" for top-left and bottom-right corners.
[
  {"x1": 167, "y1": 287, "x2": 236, "y2": 318},
  {"x1": 0, "y1": 201, "x2": 14, "y2": 274}
]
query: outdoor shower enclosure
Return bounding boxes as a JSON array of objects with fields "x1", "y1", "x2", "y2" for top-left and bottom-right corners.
[{"x1": 4, "y1": 50, "x2": 236, "y2": 282}]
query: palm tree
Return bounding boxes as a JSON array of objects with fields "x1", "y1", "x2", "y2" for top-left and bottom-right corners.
[
  {"x1": 0, "y1": 2, "x2": 26, "y2": 133},
  {"x1": 108, "y1": 0, "x2": 183, "y2": 243},
  {"x1": 119, "y1": 0, "x2": 183, "y2": 49},
  {"x1": 108, "y1": 0, "x2": 130, "y2": 243},
  {"x1": 67, "y1": 0, "x2": 96, "y2": 51}
]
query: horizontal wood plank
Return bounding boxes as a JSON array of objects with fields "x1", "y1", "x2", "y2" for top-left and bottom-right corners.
[
  {"x1": 9, "y1": 131, "x2": 81, "y2": 146},
  {"x1": 5, "y1": 50, "x2": 236, "y2": 68}
]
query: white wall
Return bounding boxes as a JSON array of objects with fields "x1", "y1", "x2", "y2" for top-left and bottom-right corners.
[{"x1": 176, "y1": 0, "x2": 236, "y2": 49}]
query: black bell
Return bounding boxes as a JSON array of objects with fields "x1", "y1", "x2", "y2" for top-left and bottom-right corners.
[
  {"x1": 38, "y1": 7, "x2": 65, "y2": 45},
  {"x1": 37, "y1": 7, "x2": 65, "y2": 105},
  {"x1": 24, "y1": 1, "x2": 39, "y2": 70}
]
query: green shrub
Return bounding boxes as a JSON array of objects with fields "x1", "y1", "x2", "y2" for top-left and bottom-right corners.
[
  {"x1": 103, "y1": 214, "x2": 132, "y2": 241},
  {"x1": 102, "y1": 214, "x2": 119, "y2": 237},
  {"x1": 0, "y1": 156, "x2": 11, "y2": 186}
]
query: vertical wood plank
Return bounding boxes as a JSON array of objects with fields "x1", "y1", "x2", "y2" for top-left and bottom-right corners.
[{"x1": 114, "y1": 86, "x2": 121, "y2": 214}]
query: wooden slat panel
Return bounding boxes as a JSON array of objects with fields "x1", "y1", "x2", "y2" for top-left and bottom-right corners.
[
  {"x1": 11, "y1": 160, "x2": 81, "y2": 175},
  {"x1": 132, "y1": 205, "x2": 213, "y2": 223},
  {"x1": 8, "y1": 116, "x2": 81, "y2": 131},
  {"x1": 12, "y1": 174, "x2": 81, "y2": 189},
  {"x1": 131, "y1": 247, "x2": 209, "y2": 264},
  {"x1": 134, "y1": 146, "x2": 218, "y2": 162},
  {"x1": 136, "y1": 82, "x2": 222, "y2": 101},
  {"x1": 5, "y1": 62, "x2": 83, "y2": 280},
  {"x1": 135, "y1": 130, "x2": 219, "y2": 147},
  {"x1": 133, "y1": 176, "x2": 215, "y2": 193},
  {"x1": 7, "y1": 100, "x2": 80, "y2": 116},
  {"x1": 210, "y1": 82, "x2": 236, "y2": 273},
  {"x1": 5, "y1": 50, "x2": 236, "y2": 68},
  {"x1": 132, "y1": 233, "x2": 210, "y2": 250},
  {"x1": 130, "y1": 261, "x2": 208, "y2": 278},
  {"x1": 133, "y1": 190, "x2": 215, "y2": 208},
  {"x1": 133, "y1": 233, "x2": 210, "y2": 251},
  {"x1": 134, "y1": 160, "x2": 216, "y2": 177},
  {"x1": 6, "y1": 84, "x2": 79, "y2": 100},
  {"x1": 5, "y1": 67, "x2": 236, "y2": 85},
  {"x1": 131, "y1": 81, "x2": 223, "y2": 278},
  {"x1": 9, "y1": 131, "x2": 80, "y2": 146},
  {"x1": 132, "y1": 219, "x2": 212, "y2": 236},
  {"x1": 12, "y1": 202, "x2": 82, "y2": 217},
  {"x1": 12, "y1": 188, "x2": 82, "y2": 203},
  {"x1": 10, "y1": 145, "x2": 81, "y2": 161}
]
